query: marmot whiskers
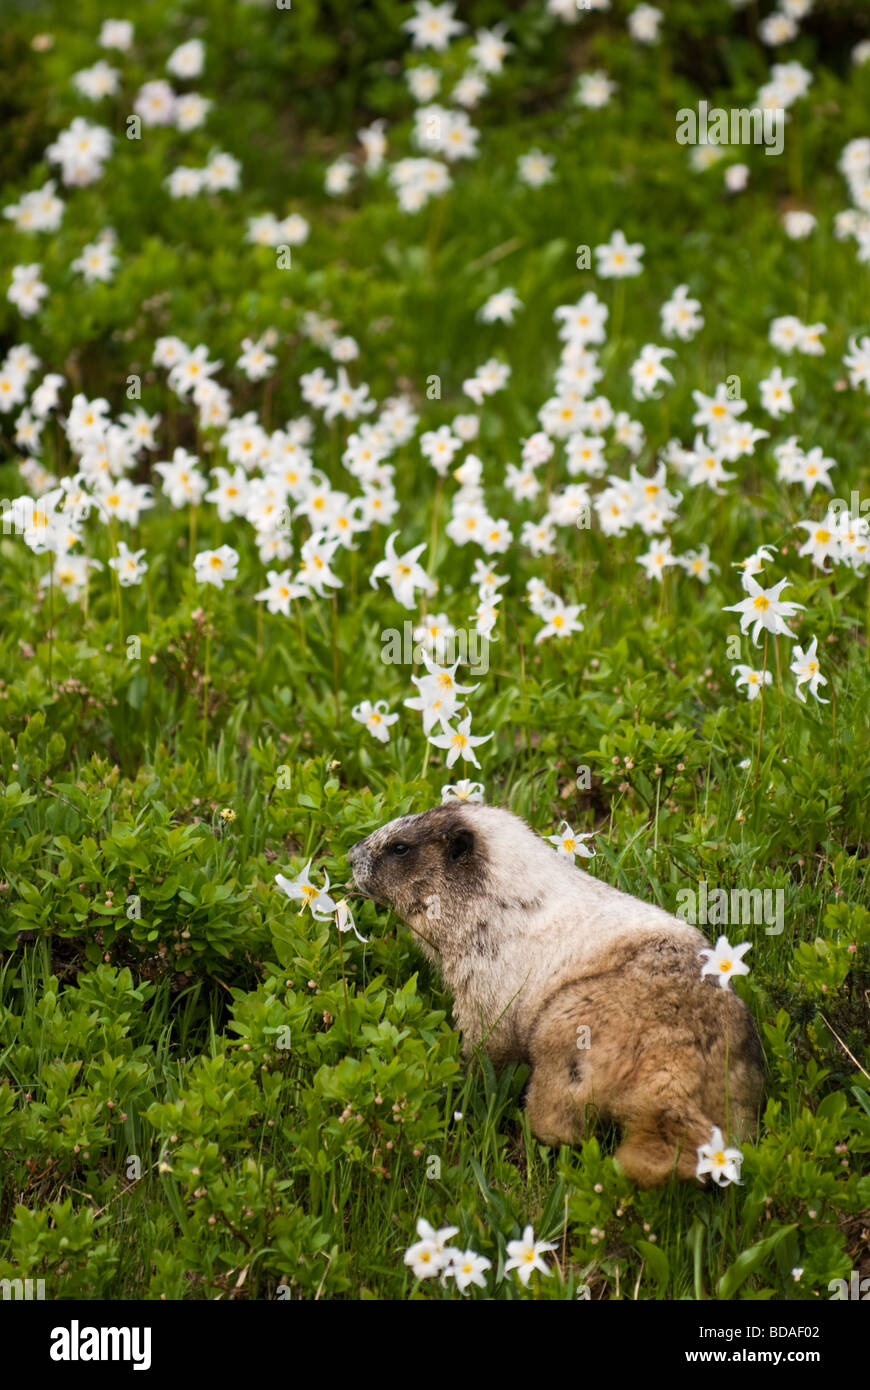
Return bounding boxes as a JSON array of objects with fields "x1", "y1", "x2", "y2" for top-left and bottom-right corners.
[{"x1": 349, "y1": 803, "x2": 764, "y2": 1187}]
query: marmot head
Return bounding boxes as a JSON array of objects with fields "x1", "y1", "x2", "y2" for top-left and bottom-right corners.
[
  {"x1": 348, "y1": 803, "x2": 565, "y2": 948},
  {"x1": 348, "y1": 803, "x2": 485, "y2": 931}
]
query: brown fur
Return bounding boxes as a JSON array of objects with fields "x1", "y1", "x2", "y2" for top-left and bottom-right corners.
[
  {"x1": 349, "y1": 804, "x2": 764, "y2": 1187},
  {"x1": 523, "y1": 935, "x2": 763, "y2": 1184}
]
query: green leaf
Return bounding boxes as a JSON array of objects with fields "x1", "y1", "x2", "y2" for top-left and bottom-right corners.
[
  {"x1": 637, "y1": 1239, "x2": 670, "y2": 1288},
  {"x1": 716, "y1": 1226, "x2": 798, "y2": 1300},
  {"x1": 850, "y1": 1086, "x2": 870, "y2": 1121}
]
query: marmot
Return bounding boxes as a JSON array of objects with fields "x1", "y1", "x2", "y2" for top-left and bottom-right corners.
[{"x1": 348, "y1": 803, "x2": 764, "y2": 1187}]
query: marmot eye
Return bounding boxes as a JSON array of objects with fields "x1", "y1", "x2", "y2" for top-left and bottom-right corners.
[{"x1": 389, "y1": 842, "x2": 410, "y2": 857}]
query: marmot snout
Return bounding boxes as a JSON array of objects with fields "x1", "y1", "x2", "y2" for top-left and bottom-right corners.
[{"x1": 349, "y1": 803, "x2": 764, "y2": 1187}]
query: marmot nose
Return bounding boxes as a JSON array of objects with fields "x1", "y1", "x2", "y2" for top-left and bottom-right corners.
[
  {"x1": 348, "y1": 840, "x2": 370, "y2": 874},
  {"x1": 347, "y1": 839, "x2": 372, "y2": 887}
]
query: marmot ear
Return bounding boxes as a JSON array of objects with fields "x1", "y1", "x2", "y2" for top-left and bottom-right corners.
[{"x1": 447, "y1": 829, "x2": 474, "y2": 863}]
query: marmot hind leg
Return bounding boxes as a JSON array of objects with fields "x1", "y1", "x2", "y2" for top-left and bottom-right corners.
[
  {"x1": 613, "y1": 1108, "x2": 711, "y2": 1187},
  {"x1": 611, "y1": 1053, "x2": 760, "y2": 1187},
  {"x1": 523, "y1": 1060, "x2": 593, "y2": 1146},
  {"x1": 521, "y1": 938, "x2": 763, "y2": 1181}
]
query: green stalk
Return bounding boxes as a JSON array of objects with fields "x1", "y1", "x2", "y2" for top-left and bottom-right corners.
[
  {"x1": 202, "y1": 614, "x2": 211, "y2": 751},
  {"x1": 754, "y1": 632, "x2": 768, "y2": 785},
  {"x1": 331, "y1": 590, "x2": 341, "y2": 724},
  {"x1": 774, "y1": 635, "x2": 784, "y2": 750},
  {"x1": 335, "y1": 922, "x2": 352, "y2": 1039},
  {"x1": 610, "y1": 279, "x2": 625, "y2": 350},
  {"x1": 48, "y1": 560, "x2": 54, "y2": 690}
]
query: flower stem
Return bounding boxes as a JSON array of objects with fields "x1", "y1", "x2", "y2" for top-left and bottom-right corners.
[
  {"x1": 427, "y1": 475, "x2": 444, "y2": 592},
  {"x1": 146, "y1": 570, "x2": 153, "y2": 737},
  {"x1": 48, "y1": 561, "x2": 54, "y2": 690},
  {"x1": 335, "y1": 923, "x2": 352, "y2": 1037},
  {"x1": 202, "y1": 617, "x2": 211, "y2": 750},
  {"x1": 293, "y1": 598, "x2": 307, "y2": 657},
  {"x1": 331, "y1": 590, "x2": 341, "y2": 724},
  {"x1": 755, "y1": 633, "x2": 768, "y2": 785},
  {"x1": 774, "y1": 635, "x2": 784, "y2": 750},
  {"x1": 610, "y1": 279, "x2": 625, "y2": 349}
]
